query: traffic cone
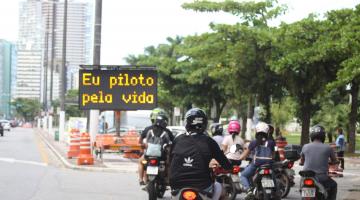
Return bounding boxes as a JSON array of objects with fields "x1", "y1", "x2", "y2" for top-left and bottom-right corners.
[
  {"x1": 77, "y1": 132, "x2": 94, "y2": 165},
  {"x1": 67, "y1": 129, "x2": 80, "y2": 158},
  {"x1": 276, "y1": 140, "x2": 288, "y2": 161}
]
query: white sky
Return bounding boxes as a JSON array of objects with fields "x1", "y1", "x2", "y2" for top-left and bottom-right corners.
[{"x1": 0, "y1": 0, "x2": 359, "y2": 64}]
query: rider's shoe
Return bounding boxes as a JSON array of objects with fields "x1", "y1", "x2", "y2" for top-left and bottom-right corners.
[
  {"x1": 139, "y1": 181, "x2": 146, "y2": 186},
  {"x1": 244, "y1": 188, "x2": 255, "y2": 200}
]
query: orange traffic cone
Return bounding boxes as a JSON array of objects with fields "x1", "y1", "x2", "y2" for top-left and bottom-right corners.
[
  {"x1": 77, "y1": 132, "x2": 94, "y2": 165},
  {"x1": 67, "y1": 129, "x2": 80, "y2": 158},
  {"x1": 276, "y1": 140, "x2": 288, "y2": 161}
]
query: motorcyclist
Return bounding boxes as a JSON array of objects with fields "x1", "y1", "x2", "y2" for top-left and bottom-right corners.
[
  {"x1": 238, "y1": 122, "x2": 276, "y2": 194},
  {"x1": 221, "y1": 120, "x2": 245, "y2": 166},
  {"x1": 300, "y1": 125, "x2": 338, "y2": 200},
  {"x1": 169, "y1": 108, "x2": 232, "y2": 200},
  {"x1": 210, "y1": 123, "x2": 224, "y2": 147},
  {"x1": 138, "y1": 108, "x2": 174, "y2": 185}
]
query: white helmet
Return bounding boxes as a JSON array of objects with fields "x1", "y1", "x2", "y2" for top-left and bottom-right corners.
[{"x1": 255, "y1": 122, "x2": 269, "y2": 133}]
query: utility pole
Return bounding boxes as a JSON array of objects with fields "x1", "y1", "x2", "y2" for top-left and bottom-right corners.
[
  {"x1": 49, "y1": 0, "x2": 57, "y2": 135},
  {"x1": 42, "y1": 4, "x2": 51, "y2": 130},
  {"x1": 50, "y1": 0, "x2": 57, "y2": 105},
  {"x1": 89, "y1": 0, "x2": 102, "y2": 144},
  {"x1": 59, "y1": 0, "x2": 68, "y2": 142}
]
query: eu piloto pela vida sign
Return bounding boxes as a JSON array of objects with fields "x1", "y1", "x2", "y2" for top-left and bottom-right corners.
[{"x1": 79, "y1": 68, "x2": 157, "y2": 110}]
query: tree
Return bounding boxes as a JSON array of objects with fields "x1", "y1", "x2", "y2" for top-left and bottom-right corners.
[
  {"x1": 326, "y1": 6, "x2": 360, "y2": 152},
  {"x1": 271, "y1": 16, "x2": 339, "y2": 145},
  {"x1": 182, "y1": 0, "x2": 286, "y2": 128},
  {"x1": 11, "y1": 98, "x2": 41, "y2": 122}
]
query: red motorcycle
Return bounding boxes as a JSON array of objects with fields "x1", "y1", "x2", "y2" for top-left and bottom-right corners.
[{"x1": 213, "y1": 164, "x2": 243, "y2": 200}]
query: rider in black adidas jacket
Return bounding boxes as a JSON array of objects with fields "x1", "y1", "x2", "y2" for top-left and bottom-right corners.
[{"x1": 169, "y1": 108, "x2": 232, "y2": 198}]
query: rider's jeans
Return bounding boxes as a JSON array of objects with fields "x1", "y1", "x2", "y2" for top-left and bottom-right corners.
[
  {"x1": 203, "y1": 182, "x2": 222, "y2": 200},
  {"x1": 240, "y1": 163, "x2": 257, "y2": 190},
  {"x1": 318, "y1": 176, "x2": 337, "y2": 200}
]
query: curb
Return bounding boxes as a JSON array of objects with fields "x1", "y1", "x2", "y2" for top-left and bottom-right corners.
[{"x1": 36, "y1": 129, "x2": 137, "y2": 173}]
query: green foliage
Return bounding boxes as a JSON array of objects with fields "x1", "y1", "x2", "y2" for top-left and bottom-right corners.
[
  {"x1": 11, "y1": 98, "x2": 41, "y2": 121},
  {"x1": 271, "y1": 97, "x2": 297, "y2": 128}
]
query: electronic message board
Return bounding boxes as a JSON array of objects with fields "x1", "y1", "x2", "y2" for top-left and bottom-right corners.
[{"x1": 79, "y1": 68, "x2": 157, "y2": 110}]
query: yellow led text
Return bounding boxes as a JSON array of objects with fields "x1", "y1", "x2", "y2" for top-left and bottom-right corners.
[
  {"x1": 109, "y1": 73, "x2": 154, "y2": 89},
  {"x1": 82, "y1": 73, "x2": 100, "y2": 86},
  {"x1": 82, "y1": 91, "x2": 112, "y2": 106},
  {"x1": 122, "y1": 91, "x2": 154, "y2": 104}
]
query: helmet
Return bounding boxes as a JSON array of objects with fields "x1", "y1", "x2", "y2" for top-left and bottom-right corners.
[
  {"x1": 227, "y1": 120, "x2": 241, "y2": 134},
  {"x1": 185, "y1": 108, "x2": 208, "y2": 133},
  {"x1": 210, "y1": 123, "x2": 223, "y2": 136},
  {"x1": 154, "y1": 114, "x2": 168, "y2": 129},
  {"x1": 310, "y1": 125, "x2": 326, "y2": 143},
  {"x1": 150, "y1": 108, "x2": 167, "y2": 124},
  {"x1": 255, "y1": 122, "x2": 269, "y2": 134}
]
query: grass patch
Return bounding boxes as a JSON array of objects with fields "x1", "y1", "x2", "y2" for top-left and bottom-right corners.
[{"x1": 282, "y1": 133, "x2": 360, "y2": 152}]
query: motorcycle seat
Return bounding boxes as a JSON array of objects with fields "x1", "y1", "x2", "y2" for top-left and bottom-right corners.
[{"x1": 299, "y1": 170, "x2": 316, "y2": 177}]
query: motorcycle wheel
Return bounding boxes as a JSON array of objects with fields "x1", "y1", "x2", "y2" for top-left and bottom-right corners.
[
  {"x1": 147, "y1": 180, "x2": 157, "y2": 200},
  {"x1": 262, "y1": 188, "x2": 271, "y2": 200},
  {"x1": 221, "y1": 176, "x2": 237, "y2": 200},
  {"x1": 156, "y1": 180, "x2": 165, "y2": 198},
  {"x1": 275, "y1": 172, "x2": 291, "y2": 198}
]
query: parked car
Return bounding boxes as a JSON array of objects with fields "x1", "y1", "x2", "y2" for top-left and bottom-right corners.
[{"x1": 0, "y1": 120, "x2": 11, "y2": 131}]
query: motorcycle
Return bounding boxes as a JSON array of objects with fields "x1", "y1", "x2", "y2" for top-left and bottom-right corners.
[
  {"x1": 213, "y1": 164, "x2": 242, "y2": 200},
  {"x1": 273, "y1": 159, "x2": 295, "y2": 198},
  {"x1": 213, "y1": 144, "x2": 244, "y2": 200},
  {"x1": 299, "y1": 170, "x2": 327, "y2": 200},
  {"x1": 143, "y1": 143, "x2": 170, "y2": 200},
  {"x1": 171, "y1": 188, "x2": 213, "y2": 200},
  {"x1": 248, "y1": 164, "x2": 281, "y2": 200}
]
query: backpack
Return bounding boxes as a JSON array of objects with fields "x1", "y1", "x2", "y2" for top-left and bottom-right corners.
[
  {"x1": 169, "y1": 134, "x2": 211, "y2": 189},
  {"x1": 253, "y1": 141, "x2": 273, "y2": 166},
  {"x1": 145, "y1": 129, "x2": 169, "y2": 157}
]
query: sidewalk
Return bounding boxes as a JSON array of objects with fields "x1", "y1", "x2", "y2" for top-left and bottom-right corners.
[
  {"x1": 35, "y1": 128, "x2": 138, "y2": 173},
  {"x1": 344, "y1": 157, "x2": 360, "y2": 169}
]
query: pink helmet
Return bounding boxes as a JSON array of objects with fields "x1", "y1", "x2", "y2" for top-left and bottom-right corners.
[{"x1": 227, "y1": 120, "x2": 241, "y2": 134}]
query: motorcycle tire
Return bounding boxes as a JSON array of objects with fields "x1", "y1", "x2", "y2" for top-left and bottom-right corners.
[
  {"x1": 275, "y1": 172, "x2": 291, "y2": 198},
  {"x1": 221, "y1": 176, "x2": 237, "y2": 200},
  {"x1": 156, "y1": 180, "x2": 165, "y2": 198},
  {"x1": 261, "y1": 188, "x2": 271, "y2": 200},
  {"x1": 147, "y1": 180, "x2": 157, "y2": 200}
]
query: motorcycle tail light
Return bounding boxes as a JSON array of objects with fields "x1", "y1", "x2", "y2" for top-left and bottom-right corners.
[
  {"x1": 287, "y1": 162, "x2": 294, "y2": 169},
  {"x1": 232, "y1": 166, "x2": 240, "y2": 174},
  {"x1": 304, "y1": 178, "x2": 314, "y2": 186},
  {"x1": 149, "y1": 159, "x2": 158, "y2": 165},
  {"x1": 182, "y1": 190, "x2": 197, "y2": 200},
  {"x1": 263, "y1": 168, "x2": 271, "y2": 175}
]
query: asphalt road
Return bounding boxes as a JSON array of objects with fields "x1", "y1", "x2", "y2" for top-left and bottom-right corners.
[{"x1": 0, "y1": 128, "x2": 359, "y2": 200}]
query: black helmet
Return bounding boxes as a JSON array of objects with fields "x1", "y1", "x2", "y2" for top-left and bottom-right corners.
[
  {"x1": 154, "y1": 114, "x2": 168, "y2": 129},
  {"x1": 185, "y1": 108, "x2": 208, "y2": 133},
  {"x1": 210, "y1": 123, "x2": 223, "y2": 136},
  {"x1": 150, "y1": 108, "x2": 167, "y2": 124},
  {"x1": 310, "y1": 125, "x2": 326, "y2": 143}
]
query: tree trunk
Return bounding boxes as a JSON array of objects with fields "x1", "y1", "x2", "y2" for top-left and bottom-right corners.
[
  {"x1": 348, "y1": 82, "x2": 359, "y2": 153},
  {"x1": 263, "y1": 95, "x2": 271, "y2": 123},
  {"x1": 300, "y1": 97, "x2": 311, "y2": 146},
  {"x1": 246, "y1": 95, "x2": 255, "y2": 140}
]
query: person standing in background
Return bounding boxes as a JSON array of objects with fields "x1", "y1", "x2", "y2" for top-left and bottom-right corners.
[{"x1": 335, "y1": 128, "x2": 346, "y2": 169}]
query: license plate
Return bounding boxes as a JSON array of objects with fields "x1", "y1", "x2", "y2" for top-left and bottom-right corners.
[
  {"x1": 231, "y1": 174, "x2": 240, "y2": 182},
  {"x1": 301, "y1": 188, "x2": 316, "y2": 197},
  {"x1": 146, "y1": 166, "x2": 158, "y2": 175},
  {"x1": 261, "y1": 178, "x2": 275, "y2": 188}
]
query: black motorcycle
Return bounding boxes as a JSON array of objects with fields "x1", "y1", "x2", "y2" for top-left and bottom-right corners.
[
  {"x1": 171, "y1": 188, "x2": 212, "y2": 200},
  {"x1": 273, "y1": 159, "x2": 295, "y2": 198},
  {"x1": 144, "y1": 156, "x2": 167, "y2": 200},
  {"x1": 248, "y1": 164, "x2": 281, "y2": 200},
  {"x1": 299, "y1": 170, "x2": 327, "y2": 200}
]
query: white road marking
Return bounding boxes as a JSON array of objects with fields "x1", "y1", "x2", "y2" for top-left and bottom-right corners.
[{"x1": 0, "y1": 157, "x2": 48, "y2": 167}]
